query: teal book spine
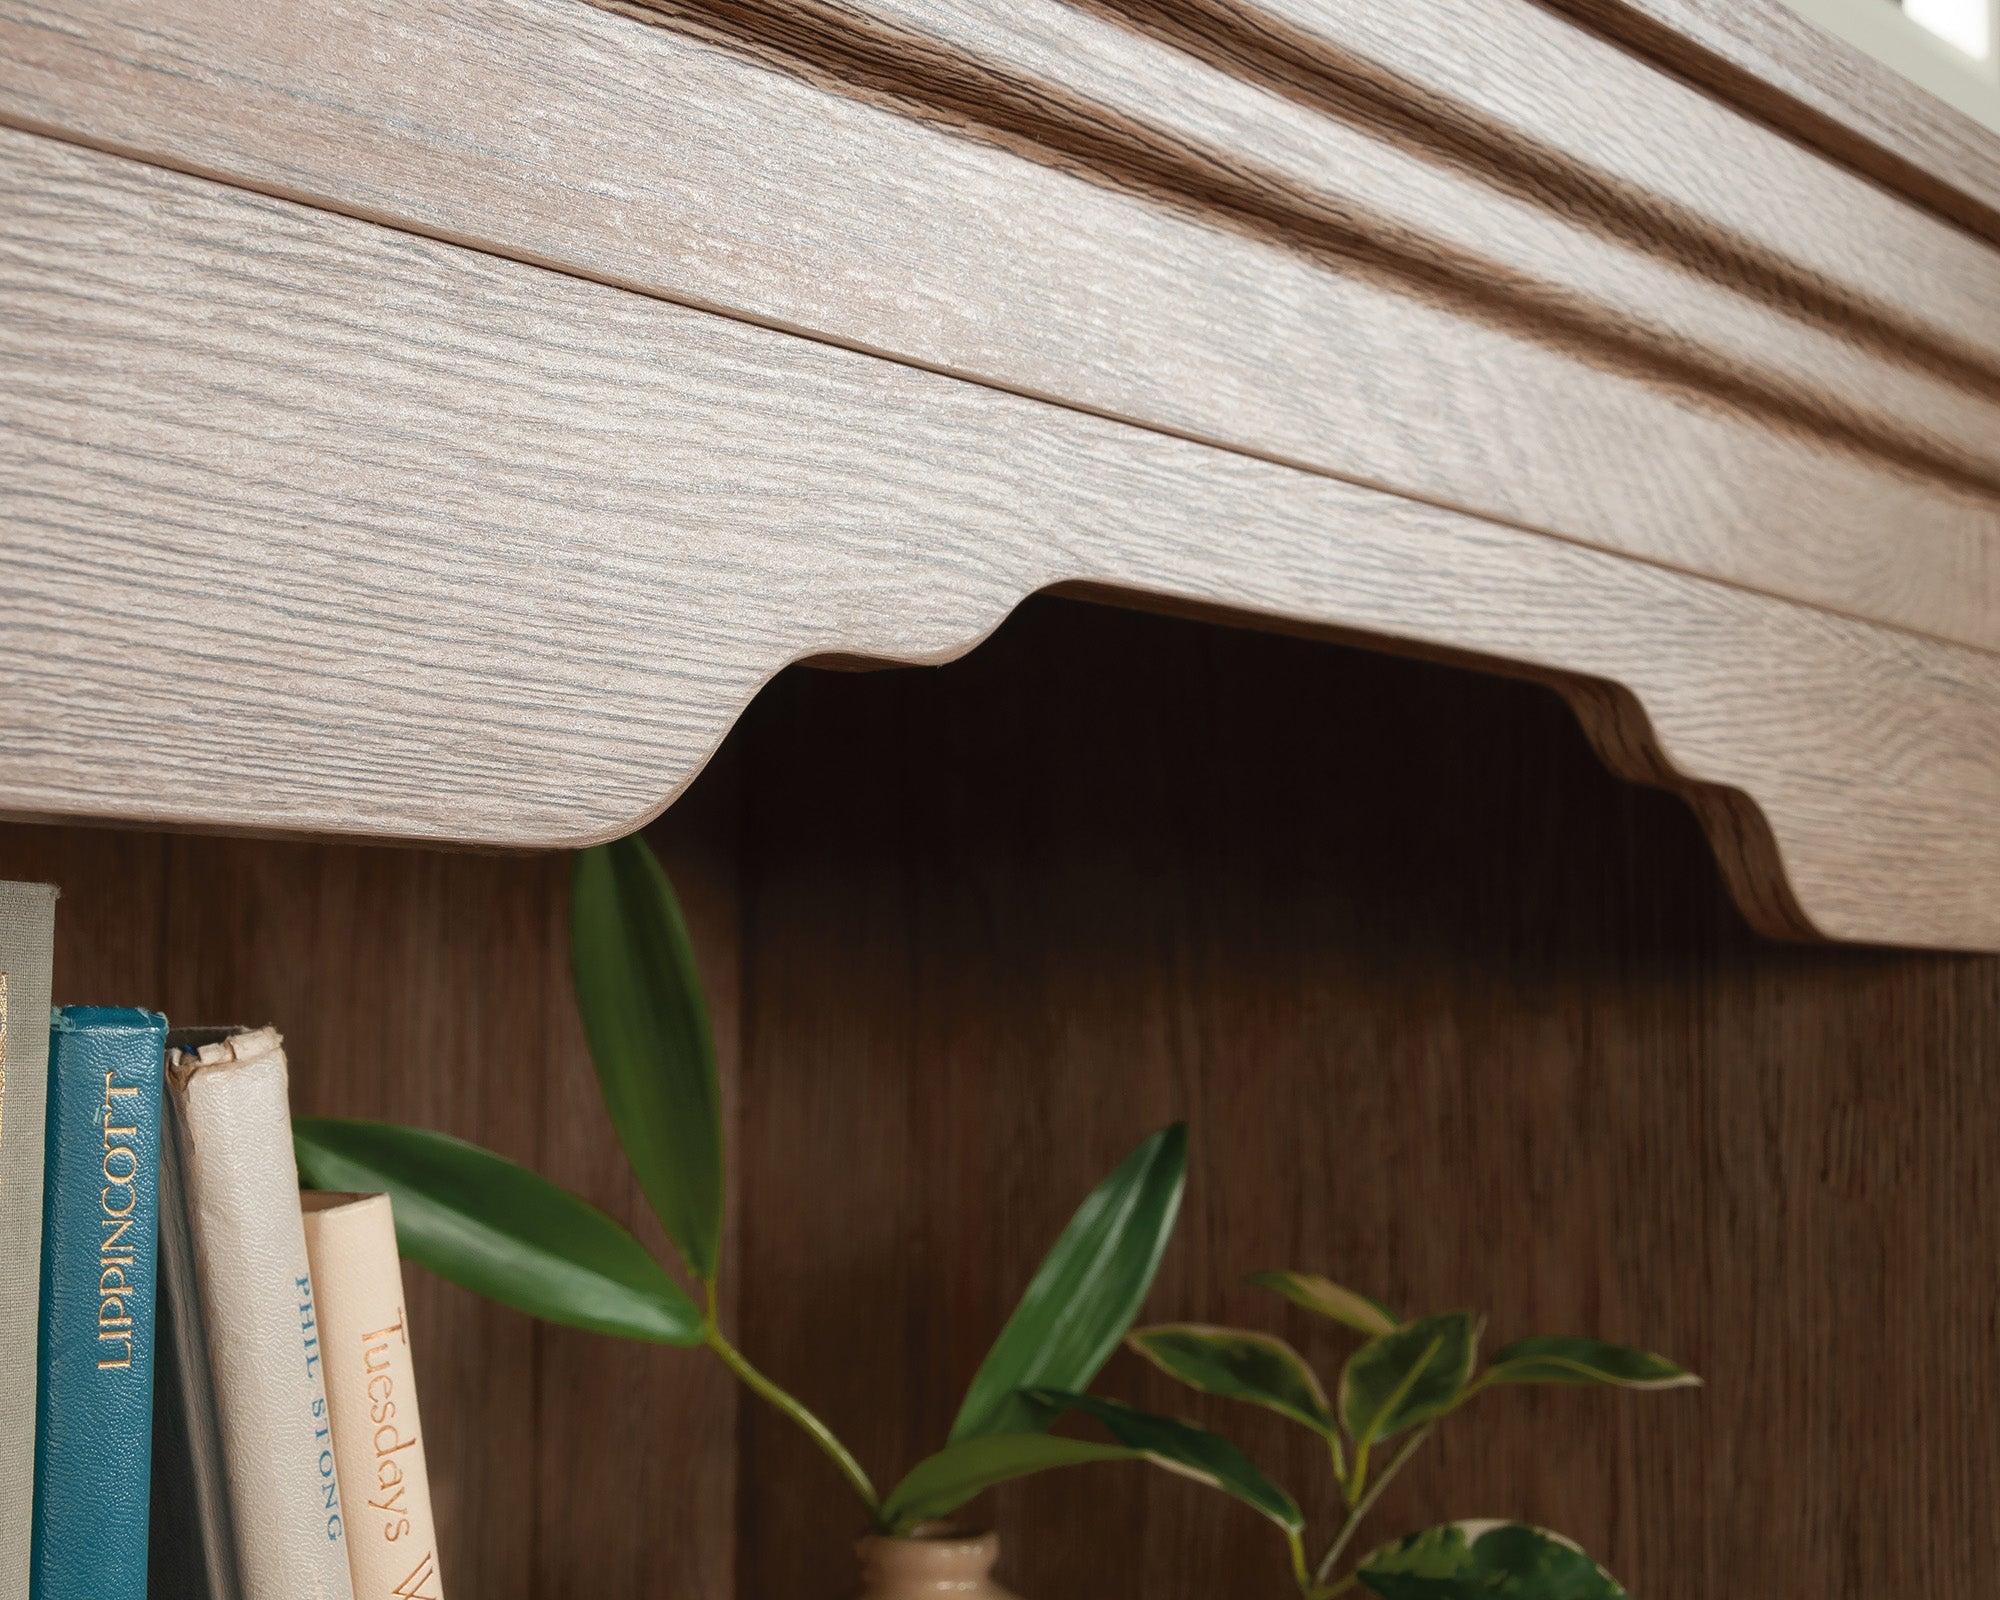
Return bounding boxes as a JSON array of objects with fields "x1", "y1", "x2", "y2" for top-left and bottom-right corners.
[{"x1": 29, "y1": 1006, "x2": 169, "y2": 1600}]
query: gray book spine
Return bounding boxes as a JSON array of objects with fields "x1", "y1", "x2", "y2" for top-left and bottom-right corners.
[{"x1": 0, "y1": 881, "x2": 57, "y2": 1600}]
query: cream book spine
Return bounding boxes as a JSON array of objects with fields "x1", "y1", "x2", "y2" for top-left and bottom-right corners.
[
  {"x1": 166, "y1": 1027, "x2": 355, "y2": 1600},
  {"x1": 300, "y1": 1194, "x2": 444, "y2": 1600}
]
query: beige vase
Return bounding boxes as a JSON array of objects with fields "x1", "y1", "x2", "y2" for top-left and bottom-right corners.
[{"x1": 855, "y1": 1527, "x2": 1018, "y2": 1599}]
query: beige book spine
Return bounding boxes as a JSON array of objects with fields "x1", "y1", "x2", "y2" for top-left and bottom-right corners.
[
  {"x1": 166, "y1": 1028, "x2": 355, "y2": 1600},
  {"x1": 300, "y1": 1194, "x2": 445, "y2": 1600}
]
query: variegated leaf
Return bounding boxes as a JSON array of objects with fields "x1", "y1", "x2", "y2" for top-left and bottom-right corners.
[
  {"x1": 1357, "y1": 1520, "x2": 1625, "y2": 1599},
  {"x1": 1248, "y1": 1270, "x2": 1398, "y2": 1336},
  {"x1": 1026, "y1": 1388, "x2": 1303, "y2": 1533},
  {"x1": 1485, "y1": 1336, "x2": 1699, "y2": 1390},
  {"x1": 1129, "y1": 1323, "x2": 1336, "y2": 1437},
  {"x1": 1339, "y1": 1312, "x2": 1476, "y2": 1446}
]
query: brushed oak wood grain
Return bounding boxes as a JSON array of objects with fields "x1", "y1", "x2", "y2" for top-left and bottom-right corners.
[
  {"x1": 1552, "y1": 0, "x2": 2000, "y2": 241},
  {"x1": 3, "y1": 128, "x2": 2000, "y2": 948},
  {"x1": 5, "y1": 0, "x2": 2000, "y2": 648}
]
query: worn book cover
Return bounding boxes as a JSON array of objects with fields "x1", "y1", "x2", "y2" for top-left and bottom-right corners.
[
  {"x1": 30, "y1": 1006, "x2": 169, "y2": 1600},
  {"x1": 0, "y1": 881, "x2": 56, "y2": 1600},
  {"x1": 166, "y1": 1027, "x2": 355, "y2": 1600}
]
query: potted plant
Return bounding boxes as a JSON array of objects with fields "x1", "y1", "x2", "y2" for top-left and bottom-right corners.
[
  {"x1": 294, "y1": 834, "x2": 1280, "y2": 1595},
  {"x1": 1032, "y1": 1272, "x2": 1700, "y2": 1597}
]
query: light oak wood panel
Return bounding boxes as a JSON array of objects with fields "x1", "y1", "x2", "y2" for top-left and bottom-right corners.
[
  {"x1": 642, "y1": 0, "x2": 2000, "y2": 476},
  {"x1": 6, "y1": 0, "x2": 2000, "y2": 648},
  {"x1": 4, "y1": 128, "x2": 2000, "y2": 948},
  {"x1": 1553, "y1": 0, "x2": 2000, "y2": 240}
]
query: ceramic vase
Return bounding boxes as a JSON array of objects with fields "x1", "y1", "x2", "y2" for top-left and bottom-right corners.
[{"x1": 855, "y1": 1527, "x2": 1018, "y2": 1599}]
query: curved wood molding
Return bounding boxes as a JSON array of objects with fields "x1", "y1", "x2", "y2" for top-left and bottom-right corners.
[
  {"x1": 4, "y1": 129, "x2": 1999, "y2": 949},
  {"x1": 1550, "y1": 0, "x2": 2000, "y2": 243},
  {"x1": 7, "y1": 0, "x2": 2000, "y2": 652}
]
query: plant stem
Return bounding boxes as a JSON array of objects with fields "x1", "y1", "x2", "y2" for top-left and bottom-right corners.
[
  {"x1": 1344, "y1": 1439, "x2": 1371, "y2": 1507},
  {"x1": 1288, "y1": 1528, "x2": 1312, "y2": 1594},
  {"x1": 700, "y1": 1283, "x2": 880, "y2": 1517},
  {"x1": 1342, "y1": 1333, "x2": 1440, "y2": 1505},
  {"x1": 1313, "y1": 1422, "x2": 1436, "y2": 1586},
  {"x1": 1326, "y1": 1430, "x2": 1349, "y2": 1498}
]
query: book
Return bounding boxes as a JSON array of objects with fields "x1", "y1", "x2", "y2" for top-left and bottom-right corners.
[
  {"x1": 0, "y1": 881, "x2": 56, "y2": 1600},
  {"x1": 148, "y1": 1086, "x2": 246, "y2": 1600},
  {"x1": 301, "y1": 1193, "x2": 446, "y2": 1600},
  {"x1": 30, "y1": 1005, "x2": 169, "y2": 1600},
  {"x1": 166, "y1": 1027, "x2": 355, "y2": 1600}
]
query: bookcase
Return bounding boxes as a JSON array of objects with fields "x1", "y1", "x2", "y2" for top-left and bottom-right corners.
[
  {"x1": 4, "y1": 0, "x2": 2000, "y2": 1595},
  {"x1": 4, "y1": 598, "x2": 1998, "y2": 1595}
]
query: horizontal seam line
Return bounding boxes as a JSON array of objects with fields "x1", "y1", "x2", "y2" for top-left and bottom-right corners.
[{"x1": 3, "y1": 106, "x2": 1997, "y2": 666}]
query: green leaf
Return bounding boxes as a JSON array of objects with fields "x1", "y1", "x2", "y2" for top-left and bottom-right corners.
[
  {"x1": 949, "y1": 1123, "x2": 1188, "y2": 1441},
  {"x1": 1339, "y1": 1312, "x2": 1477, "y2": 1446},
  {"x1": 1357, "y1": 1521, "x2": 1625, "y2": 1599},
  {"x1": 1128, "y1": 1324, "x2": 1336, "y2": 1437},
  {"x1": 570, "y1": 835, "x2": 725, "y2": 1283},
  {"x1": 1248, "y1": 1271, "x2": 1398, "y2": 1336},
  {"x1": 1484, "y1": 1336, "x2": 1700, "y2": 1391},
  {"x1": 293, "y1": 1118, "x2": 701, "y2": 1346},
  {"x1": 1027, "y1": 1388, "x2": 1303, "y2": 1534},
  {"x1": 881, "y1": 1434, "x2": 1137, "y2": 1532}
]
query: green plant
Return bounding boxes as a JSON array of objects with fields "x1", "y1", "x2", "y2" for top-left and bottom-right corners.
[
  {"x1": 293, "y1": 833, "x2": 1272, "y2": 1538},
  {"x1": 1042, "y1": 1270, "x2": 1697, "y2": 1598}
]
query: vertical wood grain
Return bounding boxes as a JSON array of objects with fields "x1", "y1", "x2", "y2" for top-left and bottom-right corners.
[
  {"x1": 0, "y1": 826, "x2": 168, "y2": 1005},
  {"x1": 0, "y1": 818, "x2": 741, "y2": 1597},
  {"x1": 730, "y1": 597, "x2": 2000, "y2": 1599},
  {"x1": 2, "y1": 594, "x2": 1996, "y2": 1595},
  {"x1": 154, "y1": 837, "x2": 549, "y2": 1596},
  {"x1": 532, "y1": 750, "x2": 742, "y2": 1599}
]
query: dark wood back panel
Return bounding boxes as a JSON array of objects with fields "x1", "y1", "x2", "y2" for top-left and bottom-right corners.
[{"x1": 6, "y1": 596, "x2": 1995, "y2": 1596}]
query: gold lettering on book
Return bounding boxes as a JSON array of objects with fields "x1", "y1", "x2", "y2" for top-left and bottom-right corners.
[
  {"x1": 361, "y1": 1307, "x2": 429, "y2": 1557},
  {"x1": 97, "y1": 1064, "x2": 143, "y2": 1369},
  {"x1": 390, "y1": 1551, "x2": 440, "y2": 1600}
]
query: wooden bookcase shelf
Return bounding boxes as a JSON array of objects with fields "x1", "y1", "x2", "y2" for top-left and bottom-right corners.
[
  {"x1": 4, "y1": 599, "x2": 1996, "y2": 1596},
  {"x1": 4, "y1": 0, "x2": 2000, "y2": 948},
  {"x1": 5, "y1": 0, "x2": 2000, "y2": 1593}
]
